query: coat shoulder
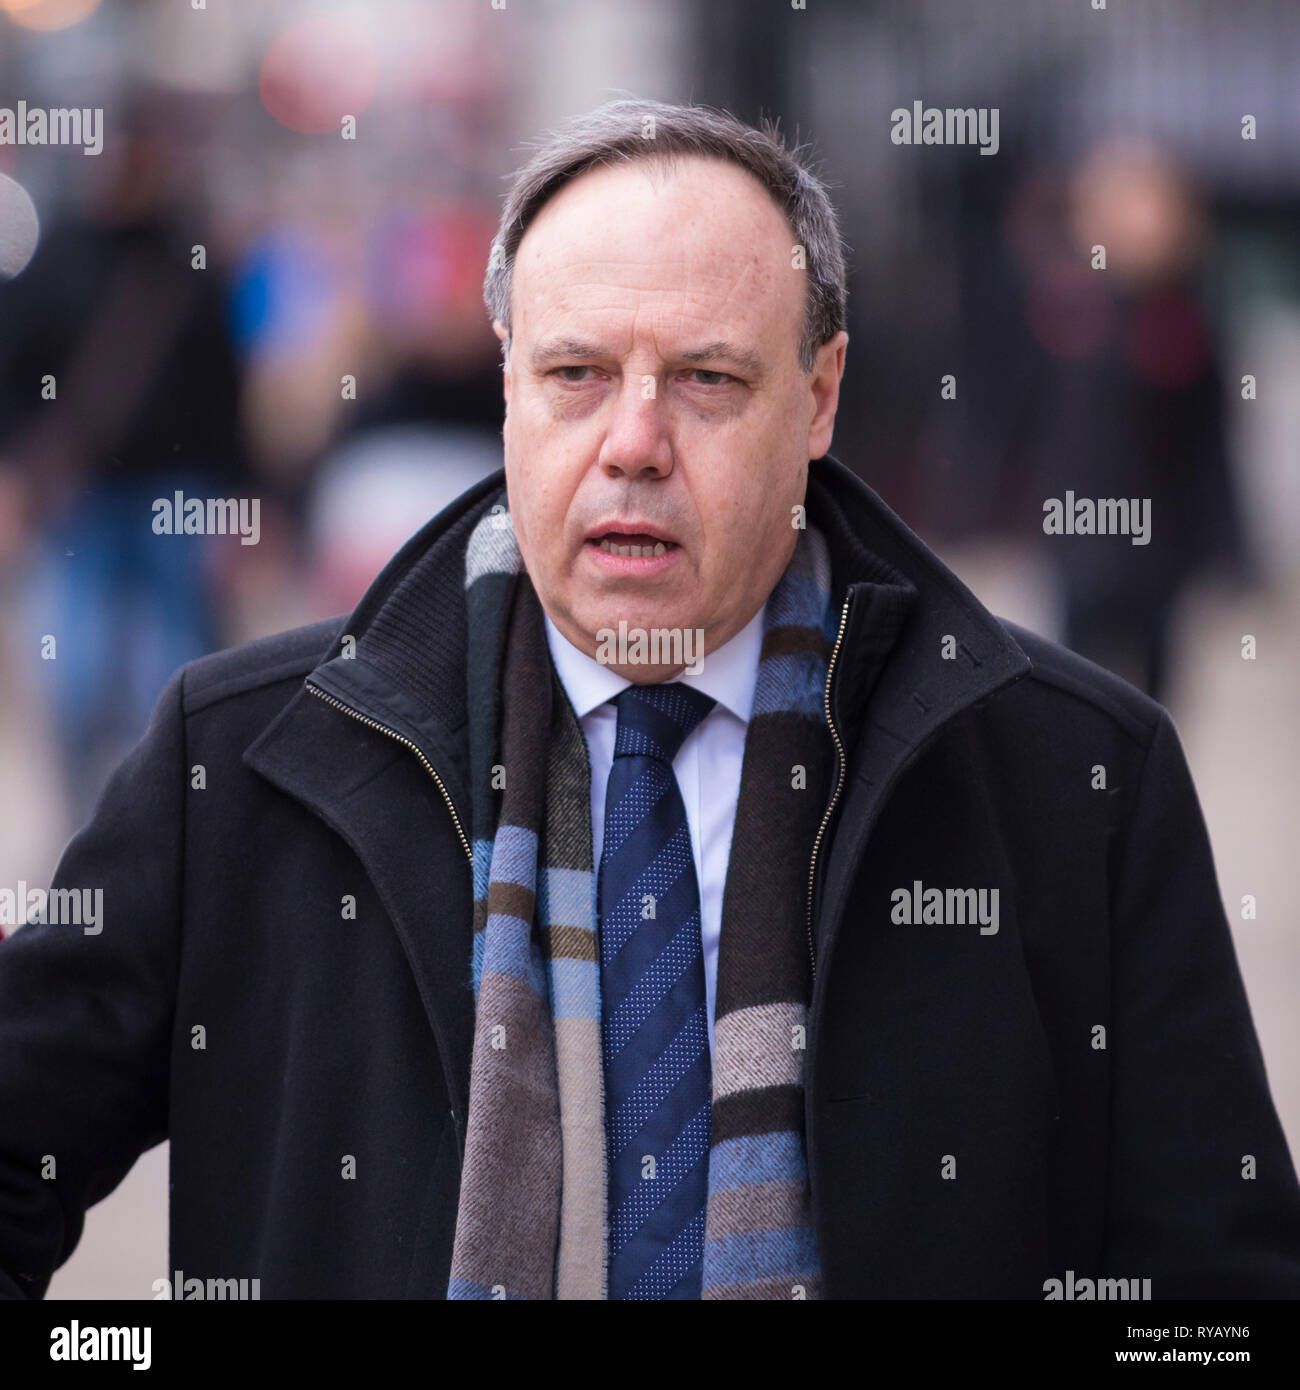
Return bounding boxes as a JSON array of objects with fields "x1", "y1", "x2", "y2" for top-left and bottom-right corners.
[
  {"x1": 995, "y1": 618, "x2": 1166, "y2": 748},
  {"x1": 179, "y1": 616, "x2": 346, "y2": 716}
]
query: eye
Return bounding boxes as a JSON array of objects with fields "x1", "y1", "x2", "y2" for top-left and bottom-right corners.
[
  {"x1": 551, "y1": 365, "x2": 597, "y2": 383},
  {"x1": 685, "y1": 368, "x2": 734, "y2": 387}
]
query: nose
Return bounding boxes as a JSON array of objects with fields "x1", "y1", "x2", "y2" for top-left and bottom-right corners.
[{"x1": 596, "y1": 373, "x2": 673, "y2": 481}]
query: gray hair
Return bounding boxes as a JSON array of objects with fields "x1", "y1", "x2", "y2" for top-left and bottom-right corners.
[{"x1": 484, "y1": 98, "x2": 848, "y2": 373}]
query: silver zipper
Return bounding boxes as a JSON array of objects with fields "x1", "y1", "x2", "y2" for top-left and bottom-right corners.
[
  {"x1": 305, "y1": 681, "x2": 473, "y2": 865},
  {"x1": 805, "y1": 596, "x2": 852, "y2": 980}
]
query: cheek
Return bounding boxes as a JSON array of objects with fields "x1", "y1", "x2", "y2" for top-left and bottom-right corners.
[
  {"x1": 691, "y1": 490, "x2": 753, "y2": 588},
  {"x1": 507, "y1": 460, "x2": 570, "y2": 576},
  {"x1": 699, "y1": 453, "x2": 802, "y2": 580},
  {"x1": 511, "y1": 398, "x2": 581, "y2": 505},
  {"x1": 708, "y1": 441, "x2": 799, "y2": 529}
]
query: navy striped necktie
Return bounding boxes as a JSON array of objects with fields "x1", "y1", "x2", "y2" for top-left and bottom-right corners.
[{"x1": 598, "y1": 681, "x2": 717, "y2": 1300}]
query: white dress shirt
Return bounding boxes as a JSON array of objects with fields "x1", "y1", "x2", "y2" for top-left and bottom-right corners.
[{"x1": 543, "y1": 609, "x2": 765, "y2": 1059}]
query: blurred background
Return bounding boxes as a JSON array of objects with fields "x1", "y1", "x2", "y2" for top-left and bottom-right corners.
[{"x1": 0, "y1": 0, "x2": 1296, "y2": 1297}]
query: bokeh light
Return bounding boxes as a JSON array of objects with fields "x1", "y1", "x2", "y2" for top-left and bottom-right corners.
[
  {"x1": 1, "y1": 0, "x2": 101, "y2": 33},
  {"x1": 259, "y1": 17, "x2": 380, "y2": 135},
  {"x1": 0, "y1": 173, "x2": 40, "y2": 280}
]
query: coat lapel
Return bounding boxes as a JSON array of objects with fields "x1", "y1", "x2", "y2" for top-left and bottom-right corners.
[
  {"x1": 240, "y1": 467, "x2": 506, "y2": 1153},
  {"x1": 805, "y1": 458, "x2": 1032, "y2": 988},
  {"x1": 242, "y1": 681, "x2": 477, "y2": 1150}
]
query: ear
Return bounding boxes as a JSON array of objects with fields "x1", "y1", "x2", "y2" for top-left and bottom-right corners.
[{"x1": 806, "y1": 331, "x2": 848, "y2": 461}]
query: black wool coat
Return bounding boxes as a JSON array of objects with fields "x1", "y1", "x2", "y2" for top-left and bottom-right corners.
[{"x1": 2, "y1": 454, "x2": 1298, "y2": 1299}]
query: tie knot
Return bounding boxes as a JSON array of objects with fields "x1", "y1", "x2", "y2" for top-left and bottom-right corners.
[{"x1": 611, "y1": 682, "x2": 716, "y2": 765}]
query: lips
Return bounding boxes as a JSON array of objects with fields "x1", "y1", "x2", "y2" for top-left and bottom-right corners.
[{"x1": 585, "y1": 521, "x2": 680, "y2": 559}]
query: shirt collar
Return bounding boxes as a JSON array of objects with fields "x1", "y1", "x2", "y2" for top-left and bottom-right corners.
[{"x1": 543, "y1": 605, "x2": 765, "y2": 725}]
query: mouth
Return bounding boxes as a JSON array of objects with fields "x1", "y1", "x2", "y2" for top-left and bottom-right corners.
[
  {"x1": 583, "y1": 523, "x2": 681, "y2": 572},
  {"x1": 593, "y1": 533, "x2": 674, "y2": 558}
]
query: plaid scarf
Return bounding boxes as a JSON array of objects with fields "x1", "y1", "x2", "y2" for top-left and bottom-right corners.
[{"x1": 447, "y1": 497, "x2": 836, "y2": 1299}]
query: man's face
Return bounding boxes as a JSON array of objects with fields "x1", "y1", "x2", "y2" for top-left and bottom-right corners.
[{"x1": 498, "y1": 155, "x2": 847, "y2": 681}]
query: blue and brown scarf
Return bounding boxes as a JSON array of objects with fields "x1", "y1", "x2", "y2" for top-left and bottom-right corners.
[{"x1": 448, "y1": 496, "x2": 837, "y2": 1299}]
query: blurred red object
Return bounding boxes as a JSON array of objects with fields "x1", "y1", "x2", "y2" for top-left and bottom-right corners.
[{"x1": 260, "y1": 17, "x2": 379, "y2": 135}]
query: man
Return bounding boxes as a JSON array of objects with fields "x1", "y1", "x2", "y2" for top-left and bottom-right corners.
[{"x1": 2, "y1": 99, "x2": 1298, "y2": 1301}]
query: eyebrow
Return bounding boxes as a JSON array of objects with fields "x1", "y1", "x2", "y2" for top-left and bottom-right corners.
[
  {"x1": 529, "y1": 338, "x2": 610, "y2": 370},
  {"x1": 527, "y1": 336, "x2": 765, "y2": 378},
  {"x1": 677, "y1": 341, "x2": 764, "y2": 378}
]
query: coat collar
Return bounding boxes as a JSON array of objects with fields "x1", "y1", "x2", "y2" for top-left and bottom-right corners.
[
  {"x1": 274, "y1": 453, "x2": 1030, "y2": 771},
  {"x1": 244, "y1": 453, "x2": 1033, "y2": 1135},
  {"x1": 799, "y1": 457, "x2": 1031, "y2": 986}
]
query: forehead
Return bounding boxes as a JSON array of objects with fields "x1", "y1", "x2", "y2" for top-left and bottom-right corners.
[{"x1": 510, "y1": 155, "x2": 803, "y2": 349}]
